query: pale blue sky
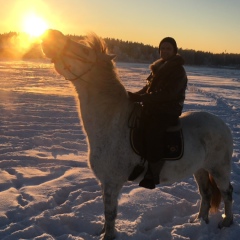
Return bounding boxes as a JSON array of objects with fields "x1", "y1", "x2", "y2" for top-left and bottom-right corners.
[{"x1": 1, "y1": 0, "x2": 240, "y2": 53}]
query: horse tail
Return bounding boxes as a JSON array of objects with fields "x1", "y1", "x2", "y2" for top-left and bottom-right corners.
[{"x1": 209, "y1": 174, "x2": 222, "y2": 213}]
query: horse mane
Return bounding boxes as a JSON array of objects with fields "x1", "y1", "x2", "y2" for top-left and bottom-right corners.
[
  {"x1": 79, "y1": 33, "x2": 108, "y2": 55},
  {"x1": 77, "y1": 33, "x2": 128, "y2": 107}
]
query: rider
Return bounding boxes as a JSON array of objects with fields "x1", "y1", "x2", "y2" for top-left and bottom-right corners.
[{"x1": 128, "y1": 37, "x2": 188, "y2": 189}]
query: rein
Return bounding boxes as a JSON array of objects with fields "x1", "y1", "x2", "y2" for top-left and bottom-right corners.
[{"x1": 61, "y1": 58, "x2": 94, "y2": 82}]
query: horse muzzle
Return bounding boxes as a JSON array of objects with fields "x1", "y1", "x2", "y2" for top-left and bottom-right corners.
[{"x1": 41, "y1": 29, "x2": 68, "y2": 60}]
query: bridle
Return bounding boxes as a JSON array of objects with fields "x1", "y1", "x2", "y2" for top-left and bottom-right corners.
[
  {"x1": 61, "y1": 57, "x2": 94, "y2": 82},
  {"x1": 59, "y1": 38, "x2": 97, "y2": 82}
]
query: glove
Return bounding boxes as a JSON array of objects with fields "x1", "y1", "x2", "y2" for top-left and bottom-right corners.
[{"x1": 127, "y1": 91, "x2": 143, "y2": 102}]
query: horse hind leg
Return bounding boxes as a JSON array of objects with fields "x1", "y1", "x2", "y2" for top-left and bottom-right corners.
[
  {"x1": 194, "y1": 168, "x2": 215, "y2": 224},
  {"x1": 194, "y1": 168, "x2": 233, "y2": 227},
  {"x1": 218, "y1": 182, "x2": 233, "y2": 228},
  {"x1": 209, "y1": 170, "x2": 233, "y2": 228}
]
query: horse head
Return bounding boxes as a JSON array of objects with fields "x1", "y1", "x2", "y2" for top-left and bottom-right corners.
[{"x1": 41, "y1": 29, "x2": 115, "y2": 82}]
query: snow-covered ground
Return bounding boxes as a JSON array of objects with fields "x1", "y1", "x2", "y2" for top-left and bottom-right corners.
[{"x1": 0, "y1": 61, "x2": 239, "y2": 240}]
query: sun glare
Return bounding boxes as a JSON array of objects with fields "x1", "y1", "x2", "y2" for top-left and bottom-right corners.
[{"x1": 22, "y1": 13, "x2": 48, "y2": 37}]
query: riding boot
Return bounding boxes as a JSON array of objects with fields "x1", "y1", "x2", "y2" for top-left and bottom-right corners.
[
  {"x1": 150, "y1": 161, "x2": 165, "y2": 185},
  {"x1": 139, "y1": 160, "x2": 165, "y2": 189}
]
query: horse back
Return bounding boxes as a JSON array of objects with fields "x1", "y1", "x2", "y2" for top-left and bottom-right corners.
[{"x1": 180, "y1": 111, "x2": 233, "y2": 155}]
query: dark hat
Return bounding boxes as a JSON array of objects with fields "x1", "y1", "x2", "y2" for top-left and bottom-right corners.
[{"x1": 159, "y1": 37, "x2": 178, "y2": 54}]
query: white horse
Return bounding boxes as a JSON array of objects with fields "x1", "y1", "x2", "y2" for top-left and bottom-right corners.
[{"x1": 41, "y1": 30, "x2": 233, "y2": 240}]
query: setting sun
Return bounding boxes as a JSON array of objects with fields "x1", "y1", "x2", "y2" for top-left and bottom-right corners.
[{"x1": 22, "y1": 13, "x2": 48, "y2": 37}]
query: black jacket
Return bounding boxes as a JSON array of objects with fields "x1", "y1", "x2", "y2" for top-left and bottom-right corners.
[{"x1": 136, "y1": 55, "x2": 187, "y2": 116}]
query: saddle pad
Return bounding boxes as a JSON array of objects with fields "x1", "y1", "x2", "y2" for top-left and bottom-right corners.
[
  {"x1": 163, "y1": 130, "x2": 184, "y2": 160},
  {"x1": 130, "y1": 128, "x2": 184, "y2": 161}
]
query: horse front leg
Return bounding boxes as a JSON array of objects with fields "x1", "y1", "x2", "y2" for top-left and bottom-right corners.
[{"x1": 101, "y1": 182, "x2": 122, "y2": 240}]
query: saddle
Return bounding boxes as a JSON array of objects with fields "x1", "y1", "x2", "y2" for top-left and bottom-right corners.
[{"x1": 129, "y1": 103, "x2": 184, "y2": 161}]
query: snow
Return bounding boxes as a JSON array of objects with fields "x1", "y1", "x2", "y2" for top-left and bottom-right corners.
[{"x1": 0, "y1": 60, "x2": 239, "y2": 240}]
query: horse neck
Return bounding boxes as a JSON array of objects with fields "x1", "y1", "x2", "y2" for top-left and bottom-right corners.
[{"x1": 72, "y1": 70, "x2": 130, "y2": 144}]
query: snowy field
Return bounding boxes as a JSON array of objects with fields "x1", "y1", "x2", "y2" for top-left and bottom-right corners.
[{"x1": 0, "y1": 60, "x2": 239, "y2": 240}]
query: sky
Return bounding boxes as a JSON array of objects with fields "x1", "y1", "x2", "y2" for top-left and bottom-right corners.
[{"x1": 1, "y1": 0, "x2": 240, "y2": 54}]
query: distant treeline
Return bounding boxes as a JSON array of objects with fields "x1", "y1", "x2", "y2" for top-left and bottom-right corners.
[
  {"x1": 0, "y1": 32, "x2": 240, "y2": 68},
  {"x1": 0, "y1": 32, "x2": 44, "y2": 59}
]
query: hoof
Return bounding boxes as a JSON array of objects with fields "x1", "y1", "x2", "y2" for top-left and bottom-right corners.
[
  {"x1": 218, "y1": 216, "x2": 233, "y2": 228},
  {"x1": 100, "y1": 223, "x2": 116, "y2": 239},
  {"x1": 100, "y1": 229, "x2": 116, "y2": 240}
]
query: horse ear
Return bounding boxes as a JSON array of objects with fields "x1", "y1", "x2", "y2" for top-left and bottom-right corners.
[{"x1": 97, "y1": 53, "x2": 116, "y2": 62}]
